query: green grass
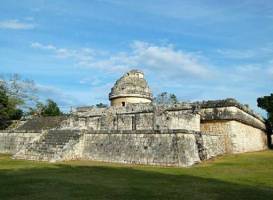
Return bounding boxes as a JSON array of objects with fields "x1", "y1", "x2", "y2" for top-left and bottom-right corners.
[{"x1": 0, "y1": 151, "x2": 273, "y2": 200}]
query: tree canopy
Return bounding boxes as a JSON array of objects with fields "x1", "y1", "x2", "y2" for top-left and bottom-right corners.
[
  {"x1": 0, "y1": 84, "x2": 23, "y2": 129},
  {"x1": 153, "y1": 92, "x2": 179, "y2": 105},
  {"x1": 30, "y1": 99, "x2": 62, "y2": 117},
  {"x1": 0, "y1": 74, "x2": 38, "y2": 110},
  {"x1": 96, "y1": 103, "x2": 108, "y2": 108},
  {"x1": 0, "y1": 74, "x2": 64, "y2": 129},
  {"x1": 257, "y1": 93, "x2": 273, "y2": 126}
]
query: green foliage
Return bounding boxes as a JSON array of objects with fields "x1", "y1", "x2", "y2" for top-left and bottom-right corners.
[
  {"x1": 32, "y1": 99, "x2": 62, "y2": 117},
  {"x1": 257, "y1": 93, "x2": 273, "y2": 126},
  {"x1": 8, "y1": 108, "x2": 23, "y2": 120},
  {"x1": 0, "y1": 85, "x2": 23, "y2": 129},
  {"x1": 153, "y1": 92, "x2": 179, "y2": 105},
  {"x1": 0, "y1": 74, "x2": 38, "y2": 110},
  {"x1": 0, "y1": 85, "x2": 10, "y2": 129},
  {"x1": 96, "y1": 103, "x2": 108, "y2": 108},
  {"x1": 37, "y1": 99, "x2": 62, "y2": 117},
  {"x1": 0, "y1": 151, "x2": 273, "y2": 200}
]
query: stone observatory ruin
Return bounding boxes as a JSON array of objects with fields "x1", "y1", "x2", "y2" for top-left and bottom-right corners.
[
  {"x1": 109, "y1": 69, "x2": 153, "y2": 106},
  {"x1": 0, "y1": 69, "x2": 268, "y2": 167}
]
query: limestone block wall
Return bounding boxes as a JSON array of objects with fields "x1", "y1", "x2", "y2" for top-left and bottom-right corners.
[
  {"x1": 200, "y1": 106, "x2": 265, "y2": 130},
  {"x1": 200, "y1": 105, "x2": 267, "y2": 153},
  {"x1": 202, "y1": 134, "x2": 226, "y2": 158},
  {"x1": 228, "y1": 121, "x2": 267, "y2": 153},
  {"x1": 201, "y1": 121, "x2": 233, "y2": 152},
  {"x1": 80, "y1": 130, "x2": 224, "y2": 167},
  {"x1": 69, "y1": 104, "x2": 200, "y2": 132},
  {"x1": 60, "y1": 133, "x2": 85, "y2": 161},
  {"x1": 201, "y1": 122, "x2": 267, "y2": 154},
  {"x1": 0, "y1": 131, "x2": 41, "y2": 154}
]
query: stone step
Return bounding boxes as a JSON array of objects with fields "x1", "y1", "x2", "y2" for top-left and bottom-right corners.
[{"x1": 14, "y1": 129, "x2": 81, "y2": 161}]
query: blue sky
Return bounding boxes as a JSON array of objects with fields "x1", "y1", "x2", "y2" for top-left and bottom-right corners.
[{"x1": 0, "y1": 0, "x2": 273, "y2": 114}]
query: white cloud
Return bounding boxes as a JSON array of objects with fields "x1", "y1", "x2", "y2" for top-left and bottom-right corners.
[
  {"x1": 130, "y1": 41, "x2": 211, "y2": 78},
  {"x1": 217, "y1": 49, "x2": 256, "y2": 59},
  {"x1": 217, "y1": 45, "x2": 273, "y2": 59},
  {"x1": 31, "y1": 42, "x2": 99, "y2": 62},
  {"x1": 29, "y1": 41, "x2": 273, "y2": 115},
  {"x1": 36, "y1": 84, "x2": 84, "y2": 111},
  {"x1": 32, "y1": 41, "x2": 212, "y2": 78},
  {"x1": 0, "y1": 19, "x2": 35, "y2": 30}
]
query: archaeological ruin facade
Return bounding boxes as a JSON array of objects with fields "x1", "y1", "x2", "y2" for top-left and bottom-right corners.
[{"x1": 0, "y1": 70, "x2": 268, "y2": 167}]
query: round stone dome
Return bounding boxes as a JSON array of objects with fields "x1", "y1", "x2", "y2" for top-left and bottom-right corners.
[{"x1": 109, "y1": 69, "x2": 153, "y2": 106}]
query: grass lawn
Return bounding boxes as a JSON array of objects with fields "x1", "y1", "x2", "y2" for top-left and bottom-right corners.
[{"x1": 0, "y1": 151, "x2": 273, "y2": 200}]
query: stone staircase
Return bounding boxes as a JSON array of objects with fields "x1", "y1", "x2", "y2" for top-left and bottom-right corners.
[{"x1": 13, "y1": 129, "x2": 82, "y2": 162}]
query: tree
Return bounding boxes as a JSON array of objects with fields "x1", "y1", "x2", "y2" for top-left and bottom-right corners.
[
  {"x1": 0, "y1": 73, "x2": 38, "y2": 110},
  {"x1": 153, "y1": 92, "x2": 179, "y2": 105},
  {"x1": 257, "y1": 94, "x2": 273, "y2": 126},
  {"x1": 0, "y1": 84, "x2": 23, "y2": 129},
  {"x1": 0, "y1": 85, "x2": 10, "y2": 129},
  {"x1": 257, "y1": 94, "x2": 273, "y2": 148},
  {"x1": 96, "y1": 103, "x2": 108, "y2": 108},
  {"x1": 28, "y1": 102, "x2": 45, "y2": 116},
  {"x1": 40, "y1": 99, "x2": 62, "y2": 117}
]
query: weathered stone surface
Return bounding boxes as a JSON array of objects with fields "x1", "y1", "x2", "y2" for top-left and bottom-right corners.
[
  {"x1": 200, "y1": 106, "x2": 265, "y2": 130},
  {"x1": 16, "y1": 116, "x2": 67, "y2": 132},
  {"x1": 197, "y1": 98, "x2": 264, "y2": 123},
  {"x1": 13, "y1": 129, "x2": 82, "y2": 162},
  {"x1": 201, "y1": 120, "x2": 267, "y2": 153},
  {"x1": 0, "y1": 132, "x2": 41, "y2": 154},
  {"x1": 68, "y1": 103, "x2": 200, "y2": 132},
  {"x1": 202, "y1": 134, "x2": 226, "y2": 158},
  {"x1": 109, "y1": 70, "x2": 153, "y2": 106},
  {"x1": 81, "y1": 130, "x2": 223, "y2": 167},
  {"x1": 4, "y1": 128, "x2": 224, "y2": 166},
  {"x1": 0, "y1": 96, "x2": 268, "y2": 167}
]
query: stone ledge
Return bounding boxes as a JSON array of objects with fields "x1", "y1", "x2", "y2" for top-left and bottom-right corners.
[
  {"x1": 200, "y1": 107, "x2": 266, "y2": 130},
  {"x1": 0, "y1": 130, "x2": 42, "y2": 133},
  {"x1": 195, "y1": 98, "x2": 264, "y2": 122},
  {"x1": 82, "y1": 129, "x2": 222, "y2": 136},
  {"x1": 75, "y1": 103, "x2": 197, "y2": 117}
]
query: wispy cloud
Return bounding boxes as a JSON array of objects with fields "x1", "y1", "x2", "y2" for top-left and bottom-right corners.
[
  {"x1": 30, "y1": 40, "x2": 273, "y2": 114},
  {"x1": 216, "y1": 49, "x2": 256, "y2": 59},
  {"x1": 31, "y1": 42, "x2": 102, "y2": 65},
  {"x1": 130, "y1": 41, "x2": 211, "y2": 78},
  {"x1": 216, "y1": 45, "x2": 273, "y2": 59},
  {"x1": 0, "y1": 19, "x2": 35, "y2": 30},
  {"x1": 31, "y1": 41, "x2": 212, "y2": 78},
  {"x1": 36, "y1": 84, "x2": 83, "y2": 111}
]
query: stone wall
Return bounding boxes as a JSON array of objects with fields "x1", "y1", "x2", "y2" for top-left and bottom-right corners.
[
  {"x1": 69, "y1": 103, "x2": 200, "y2": 132},
  {"x1": 228, "y1": 120, "x2": 267, "y2": 153},
  {"x1": 0, "y1": 131, "x2": 41, "y2": 154},
  {"x1": 200, "y1": 106, "x2": 265, "y2": 130},
  {"x1": 17, "y1": 116, "x2": 67, "y2": 132},
  {"x1": 199, "y1": 99, "x2": 267, "y2": 153},
  {"x1": 201, "y1": 121, "x2": 233, "y2": 152},
  {"x1": 201, "y1": 114, "x2": 267, "y2": 153},
  {"x1": 202, "y1": 134, "x2": 226, "y2": 158},
  {"x1": 81, "y1": 130, "x2": 224, "y2": 167}
]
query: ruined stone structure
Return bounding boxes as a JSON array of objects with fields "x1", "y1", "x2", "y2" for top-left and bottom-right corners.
[
  {"x1": 109, "y1": 69, "x2": 153, "y2": 106},
  {"x1": 0, "y1": 70, "x2": 268, "y2": 167}
]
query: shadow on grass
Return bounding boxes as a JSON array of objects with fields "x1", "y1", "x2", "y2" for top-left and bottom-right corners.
[{"x1": 0, "y1": 163, "x2": 273, "y2": 200}]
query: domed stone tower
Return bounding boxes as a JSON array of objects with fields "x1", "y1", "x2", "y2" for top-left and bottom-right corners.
[{"x1": 109, "y1": 69, "x2": 153, "y2": 106}]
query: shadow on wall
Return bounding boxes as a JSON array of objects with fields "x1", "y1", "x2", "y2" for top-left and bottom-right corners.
[{"x1": 0, "y1": 161, "x2": 272, "y2": 200}]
